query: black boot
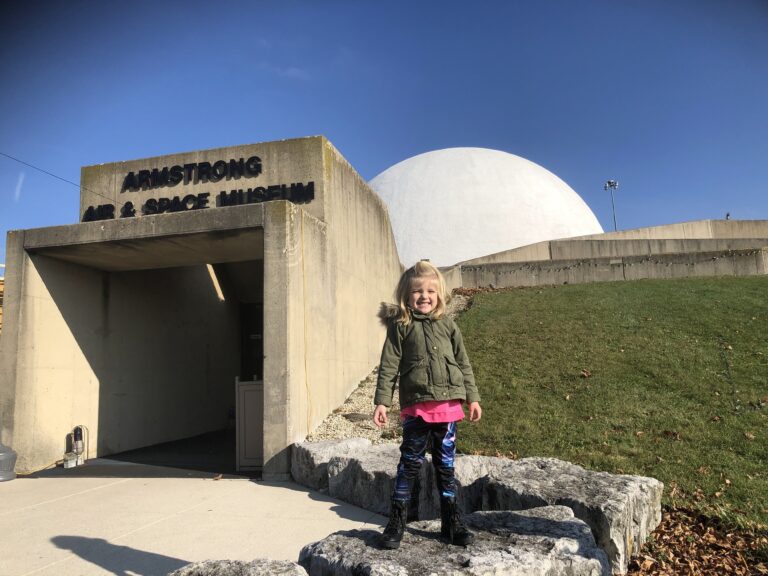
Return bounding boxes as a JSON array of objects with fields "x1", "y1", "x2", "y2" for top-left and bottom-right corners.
[
  {"x1": 440, "y1": 496, "x2": 474, "y2": 546},
  {"x1": 381, "y1": 499, "x2": 407, "y2": 549},
  {"x1": 407, "y1": 477, "x2": 420, "y2": 523}
]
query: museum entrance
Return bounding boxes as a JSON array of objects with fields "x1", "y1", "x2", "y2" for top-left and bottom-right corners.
[{"x1": 30, "y1": 227, "x2": 265, "y2": 475}]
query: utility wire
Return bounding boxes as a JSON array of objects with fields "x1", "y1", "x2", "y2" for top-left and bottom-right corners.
[
  {"x1": 1, "y1": 151, "x2": 82, "y2": 190},
  {"x1": 0, "y1": 150, "x2": 130, "y2": 211}
]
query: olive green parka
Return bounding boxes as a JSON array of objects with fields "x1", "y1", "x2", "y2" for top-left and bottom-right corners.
[{"x1": 374, "y1": 304, "x2": 481, "y2": 409}]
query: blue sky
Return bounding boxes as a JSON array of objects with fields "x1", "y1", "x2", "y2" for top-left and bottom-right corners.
[{"x1": 1, "y1": 0, "x2": 766, "y2": 264}]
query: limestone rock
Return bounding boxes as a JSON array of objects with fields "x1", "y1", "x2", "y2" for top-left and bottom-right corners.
[
  {"x1": 292, "y1": 438, "x2": 371, "y2": 491},
  {"x1": 168, "y1": 559, "x2": 307, "y2": 576},
  {"x1": 326, "y1": 444, "x2": 483, "y2": 521},
  {"x1": 421, "y1": 454, "x2": 508, "y2": 518},
  {"x1": 296, "y1": 441, "x2": 662, "y2": 574},
  {"x1": 327, "y1": 444, "x2": 404, "y2": 516},
  {"x1": 299, "y1": 506, "x2": 610, "y2": 576},
  {"x1": 483, "y1": 458, "x2": 663, "y2": 574}
]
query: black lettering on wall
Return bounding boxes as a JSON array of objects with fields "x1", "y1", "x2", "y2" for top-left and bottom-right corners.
[
  {"x1": 150, "y1": 168, "x2": 170, "y2": 188},
  {"x1": 137, "y1": 170, "x2": 152, "y2": 190},
  {"x1": 197, "y1": 162, "x2": 211, "y2": 183},
  {"x1": 290, "y1": 181, "x2": 315, "y2": 203},
  {"x1": 122, "y1": 156, "x2": 263, "y2": 192},
  {"x1": 245, "y1": 156, "x2": 262, "y2": 176},
  {"x1": 157, "y1": 197, "x2": 171, "y2": 213},
  {"x1": 183, "y1": 163, "x2": 196, "y2": 184},
  {"x1": 121, "y1": 202, "x2": 136, "y2": 218},
  {"x1": 229, "y1": 158, "x2": 244, "y2": 179},
  {"x1": 82, "y1": 204, "x2": 116, "y2": 222},
  {"x1": 210, "y1": 160, "x2": 227, "y2": 182},
  {"x1": 122, "y1": 172, "x2": 138, "y2": 192},
  {"x1": 143, "y1": 198, "x2": 159, "y2": 215},
  {"x1": 169, "y1": 165, "x2": 183, "y2": 186}
]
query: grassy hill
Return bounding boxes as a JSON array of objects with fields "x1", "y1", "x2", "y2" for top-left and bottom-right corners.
[{"x1": 455, "y1": 276, "x2": 767, "y2": 530}]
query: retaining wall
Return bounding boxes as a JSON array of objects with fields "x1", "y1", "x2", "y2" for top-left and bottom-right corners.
[{"x1": 458, "y1": 247, "x2": 767, "y2": 289}]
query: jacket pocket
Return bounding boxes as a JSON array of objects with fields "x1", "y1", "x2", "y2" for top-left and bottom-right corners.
[
  {"x1": 400, "y1": 359, "x2": 429, "y2": 393},
  {"x1": 444, "y1": 355, "x2": 464, "y2": 386}
]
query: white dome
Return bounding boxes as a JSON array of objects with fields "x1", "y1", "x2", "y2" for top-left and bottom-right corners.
[{"x1": 370, "y1": 148, "x2": 604, "y2": 267}]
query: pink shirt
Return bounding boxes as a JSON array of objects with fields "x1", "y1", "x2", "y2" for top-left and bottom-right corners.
[{"x1": 401, "y1": 400, "x2": 465, "y2": 423}]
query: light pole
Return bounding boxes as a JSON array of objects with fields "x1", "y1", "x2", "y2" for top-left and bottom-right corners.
[{"x1": 604, "y1": 180, "x2": 619, "y2": 231}]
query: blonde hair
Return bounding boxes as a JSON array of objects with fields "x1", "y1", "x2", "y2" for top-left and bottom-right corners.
[{"x1": 394, "y1": 261, "x2": 449, "y2": 325}]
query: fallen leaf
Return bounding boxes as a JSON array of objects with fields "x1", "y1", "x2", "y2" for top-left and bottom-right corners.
[
  {"x1": 744, "y1": 432, "x2": 756, "y2": 440},
  {"x1": 635, "y1": 431, "x2": 645, "y2": 437},
  {"x1": 213, "y1": 473, "x2": 223, "y2": 481},
  {"x1": 580, "y1": 368, "x2": 592, "y2": 378},
  {"x1": 711, "y1": 415, "x2": 721, "y2": 422}
]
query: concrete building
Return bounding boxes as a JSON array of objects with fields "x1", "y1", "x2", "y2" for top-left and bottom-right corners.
[{"x1": 0, "y1": 136, "x2": 401, "y2": 478}]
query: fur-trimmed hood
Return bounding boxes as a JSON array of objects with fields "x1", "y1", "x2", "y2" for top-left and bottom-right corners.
[{"x1": 377, "y1": 302, "x2": 401, "y2": 326}]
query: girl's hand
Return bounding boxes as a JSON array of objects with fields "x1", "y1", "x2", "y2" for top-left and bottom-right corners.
[
  {"x1": 373, "y1": 405, "x2": 389, "y2": 428},
  {"x1": 469, "y1": 402, "x2": 482, "y2": 422}
]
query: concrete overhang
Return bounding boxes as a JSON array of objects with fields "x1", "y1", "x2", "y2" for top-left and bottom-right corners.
[{"x1": 19, "y1": 204, "x2": 267, "y2": 272}]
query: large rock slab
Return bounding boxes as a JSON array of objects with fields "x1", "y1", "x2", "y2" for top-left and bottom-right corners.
[
  {"x1": 483, "y1": 458, "x2": 663, "y2": 574},
  {"x1": 326, "y1": 443, "x2": 474, "y2": 521},
  {"x1": 327, "y1": 444, "x2": 407, "y2": 516},
  {"x1": 299, "y1": 442, "x2": 662, "y2": 574},
  {"x1": 299, "y1": 506, "x2": 610, "y2": 576},
  {"x1": 292, "y1": 438, "x2": 371, "y2": 491},
  {"x1": 421, "y1": 454, "x2": 509, "y2": 518},
  {"x1": 168, "y1": 559, "x2": 307, "y2": 576}
]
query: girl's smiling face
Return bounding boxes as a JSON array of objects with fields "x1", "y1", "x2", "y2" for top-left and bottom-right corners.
[{"x1": 408, "y1": 277, "x2": 439, "y2": 314}]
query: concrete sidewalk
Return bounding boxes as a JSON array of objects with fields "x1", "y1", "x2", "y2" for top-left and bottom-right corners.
[{"x1": 0, "y1": 459, "x2": 384, "y2": 576}]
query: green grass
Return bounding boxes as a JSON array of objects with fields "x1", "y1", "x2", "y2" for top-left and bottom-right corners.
[{"x1": 455, "y1": 276, "x2": 768, "y2": 529}]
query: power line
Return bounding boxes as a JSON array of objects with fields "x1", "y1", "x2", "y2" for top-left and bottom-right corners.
[
  {"x1": 0, "y1": 150, "x2": 129, "y2": 211},
  {"x1": 0, "y1": 151, "x2": 82, "y2": 190}
]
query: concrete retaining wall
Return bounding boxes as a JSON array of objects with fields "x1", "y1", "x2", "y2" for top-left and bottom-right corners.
[
  {"x1": 459, "y1": 226, "x2": 768, "y2": 267},
  {"x1": 459, "y1": 248, "x2": 768, "y2": 289},
  {"x1": 449, "y1": 219, "x2": 768, "y2": 290},
  {"x1": 581, "y1": 219, "x2": 768, "y2": 241}
]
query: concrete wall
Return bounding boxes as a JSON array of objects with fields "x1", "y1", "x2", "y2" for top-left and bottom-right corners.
[
  {"x1": 81, "y1": 137, "x2": 326, "y2": 225},
  {"x1": 460, "y1": 248, "x2": 768, "y2": 289},
  {"x1": 1, "y1": 205, "x2": 265, "y2": 473},
  {"x1": 578, "y1": 219, "x2": 768, "y2": 241},
  {"x1": 259, "y1": 139, "x2": 402, "y2": 477},
  {"x1": 457, "y1": 220, "x2": 768, "y2": 267},
  {"x1": 0, "y1": 239, "x2": 239, "y2": 472}
]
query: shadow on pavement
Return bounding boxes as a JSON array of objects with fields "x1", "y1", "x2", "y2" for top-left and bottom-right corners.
[{"x1": 51, "y1": 535, "x2": 189, "y2": 576}]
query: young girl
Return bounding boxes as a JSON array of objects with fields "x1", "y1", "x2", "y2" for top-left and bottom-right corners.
[{"x1": 373, "y1": 261, "x2": 482, "y2": 549}]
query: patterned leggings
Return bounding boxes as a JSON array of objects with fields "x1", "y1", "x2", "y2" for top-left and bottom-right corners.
[{"x1": 392, "y1": 416, "x2": 457, "y2": 502}]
